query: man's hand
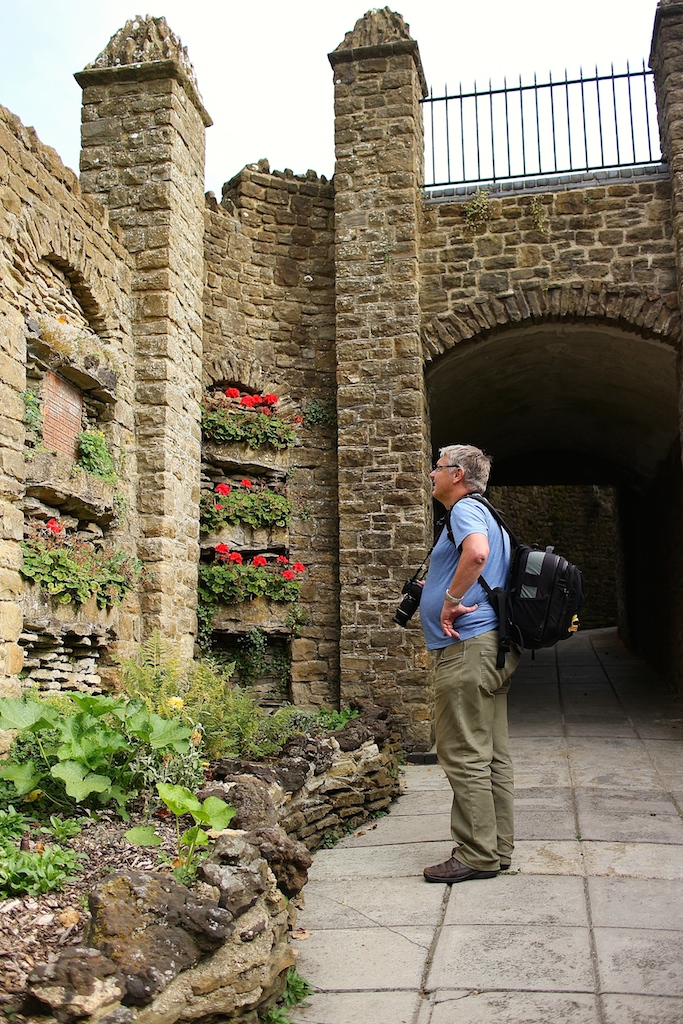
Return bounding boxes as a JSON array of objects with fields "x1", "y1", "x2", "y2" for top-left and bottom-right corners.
[{"x1": 440, "y1": 600, "x2": 479, "y2": 638}]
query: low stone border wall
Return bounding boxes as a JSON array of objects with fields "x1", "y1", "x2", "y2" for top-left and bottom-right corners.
[{"x1": 22, "y1": 706, "x2": 402, "y2": 1024}]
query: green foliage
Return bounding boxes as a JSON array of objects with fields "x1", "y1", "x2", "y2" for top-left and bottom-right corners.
[
  {"x1": 0, "y1": 806, "x2": 28, "y2": 842},
  {"x1": 77, "y1": 430, "x2": 117, "y2": 482},
  {"x1": 462, "y1": 187, "x2": 491, "y2": 232},
  {"x1": 529, "y1": 194, "x2": 547, "y2": 235},
  {"x1": 198, "y1": 562, "x2": 302, "y2": 607},
  {"x1": 314, "y1": 706, "x2": 359, "y2": 731},
  {"x1": 260, "y1": 1008, "x2": 293, "y2": 1024},
  {"x1": 20, "y1": 528, "x2": 141, "y2": 609},
  {"x1": 201, "y1": 407, "x2": 296, "y2": 451},
  {"x1": 119, "y1": 634, "x2": 238, "y2": 760},
  {"x1": 0, "y1": 841, "x2": 83, "y2": 898},
  {"x1": 22, "y1": 389, "x2": 43, "y2": 438},
  {"x1": 230, "y1": 629, "x2": 290, "y2": 696},
  {"x1": 126, "y1": 783, "x2": 235, "y2": 884},
  {"x1": 283, "y1": 968, "x2": 314, "y2": 1007},
  {"x1": 39, "y1": 815, "x2": 82, "y2": 841},
  {"x1": 0, "y1": 693, "x2": 194, "y2": 817},
  {"x1": 200, "y1": 488, "x2": 292, "y2": 534},
  {"x1": 303, "y1": 398, "x2": 337, "y2": 430}
]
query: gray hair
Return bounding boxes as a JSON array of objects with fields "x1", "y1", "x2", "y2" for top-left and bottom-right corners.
[{"x1": 439, "y1": 444, "x2": 492, "y2": 492}]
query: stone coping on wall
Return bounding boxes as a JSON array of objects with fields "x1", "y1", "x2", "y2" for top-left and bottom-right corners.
[{"x1": 424, "y1": 162, "x2": 670, "y2": 202}]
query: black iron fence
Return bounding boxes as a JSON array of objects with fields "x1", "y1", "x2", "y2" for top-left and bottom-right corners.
[{"x1": 422, "y1": 63, "x2": 662, "y2": 189}]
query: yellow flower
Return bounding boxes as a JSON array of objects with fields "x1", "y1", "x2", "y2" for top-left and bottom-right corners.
[
  {"x1": 167, "y1": 696, "x2": 184, "y2": 710},
  {"x1": 190, "y1": 730, "x2": 202, "y2": 745}
]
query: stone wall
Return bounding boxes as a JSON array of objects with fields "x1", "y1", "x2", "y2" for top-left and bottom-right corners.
[
  {"x1": 76, "y1": 17, "x2": 210, "y2": 662},
  {"x1": 0, "y1": 101, "x2": 138, "y2": 698},
  {"x1": 488, "y1": 485, "x2": 620, "y2": 630},
  {"x1": 203, "y1": 163, "x2": 338, "y2": 705},
  {"x1": 329, "y1": 11, "x2": 434, "y2": 748}
]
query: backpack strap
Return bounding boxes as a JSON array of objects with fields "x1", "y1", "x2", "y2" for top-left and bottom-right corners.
[{"x1": 445, "y1": 494, "x2": 516, "y2": 669}]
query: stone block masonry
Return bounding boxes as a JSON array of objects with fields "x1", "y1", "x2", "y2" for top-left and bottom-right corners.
[
  {"x1": 76, "y1": 17, "x2": 211, "y2": 660},
  {"x1": 329, "y1": 10, "x2": 434, "y2": 748}
]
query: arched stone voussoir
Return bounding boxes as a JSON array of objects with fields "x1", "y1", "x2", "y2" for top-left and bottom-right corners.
[{"x1": 422, "y1": 282, "x2": 681, "y2": 363}]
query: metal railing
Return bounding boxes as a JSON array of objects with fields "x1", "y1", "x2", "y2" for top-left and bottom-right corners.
[{"x1": 422, "y1": 63, "x2": 662, "y2": 189}]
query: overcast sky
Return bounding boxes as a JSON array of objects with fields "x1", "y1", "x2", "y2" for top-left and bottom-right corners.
[{"x1": 0, "y1": 0, "x2": 660, "y2": 196}]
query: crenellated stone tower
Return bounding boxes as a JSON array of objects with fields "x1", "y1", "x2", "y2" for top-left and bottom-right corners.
[
  {"x1": 75, "y1": 18, "x2": 212, "y2": 658},
  {"x1": 329, "y1": 9, "x2": 433, "y2": 744}
]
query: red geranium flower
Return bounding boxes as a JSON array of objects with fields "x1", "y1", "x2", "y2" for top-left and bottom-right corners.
[
  {"x1": 292, "y1": 562, "x2": 306, "y2": 573},
  {"x1": 215, "y1": 543, "x2": 230, "y2": 555},
  {"x1": 252, "y1": 555, "x2": 268, "y2": 567},
  {"x1": 225, "y1": 387, "x2": 240, "y2": 398},
  {"x1": 276, "y1": 555, "x2": 289, "y2": 564},
  {"x1": 281, "y1": 570, "x2": 296, "y2": 581},
  {"x1": 293, "y1": 415, "x2": 304, "y2": 425},
  {"x1": 215, "y1": 504, "x2": 223, "y2": 511},
  {"x1": 45, "y1": 518, "x2": 63, "y2": 534},
  {"x1": 261, "y1": 407, "x2": 272, "y2": 416},
  {"x1": 240, "y1": 394, "x2": 258, "y2": 408},
  {"x1": 240, "y1": 478, "x2": 253, "y2": 488},
  {"x1": 263, "y1": 394, "x2": 278, "y2": 406},
  {"x1": 215, "y1": 483, "x2": 231, "y2": 496},
  {"x1": 227, "y1": 551, "x2": 243, "y2": 564}
]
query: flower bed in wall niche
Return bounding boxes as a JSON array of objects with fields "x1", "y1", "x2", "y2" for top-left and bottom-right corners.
[{"x1": 200, "y1": 387, "x2": 308, "y2": 704}]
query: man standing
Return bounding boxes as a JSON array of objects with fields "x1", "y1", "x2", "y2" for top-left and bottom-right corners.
[{"x1": 420, "y1": 444, "x2": 520, "y2": 883}]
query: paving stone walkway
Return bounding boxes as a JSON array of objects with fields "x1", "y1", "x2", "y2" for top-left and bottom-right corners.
[{"x1": 289, "y1": 628, "x2": 683, "y2": 1024}]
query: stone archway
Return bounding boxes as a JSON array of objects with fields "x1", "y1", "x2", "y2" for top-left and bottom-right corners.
[{"x1": 424, "y1": 310, "x2": 683, "y2": 683}]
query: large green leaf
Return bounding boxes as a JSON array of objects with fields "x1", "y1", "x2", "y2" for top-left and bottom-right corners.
[
  {"x1": 69, "y1": 693, "x2": 124, "y2": 718},
  {"x1": 125, "y1": 825, "x2": 162, "y2": 847},
  {"x1": 51, "y1": 762, "x2": 111, "y2": 802},
  {"x1": 201, "y1": 796, "x2": 236, "y2": 831},
  {"x1": 157, "y1": 782, "x2": 203, "y2": 819},
  {"x1": 180, "y1": 824, "x2": 208, "y2": 848},
  {"x1": 148, "y1": 716, "x2": 192, "y2": 752},
  {"x1": 0, "y1": 761, "x2": 41, "y2": 796},
  {"x1": 0, "y1": 699, "x2": 57, "y2": 732}
]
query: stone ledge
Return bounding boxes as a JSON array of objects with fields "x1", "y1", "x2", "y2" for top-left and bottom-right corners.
[{"x1": 25, "y1": 450, "x2": 116, "y2": 524}]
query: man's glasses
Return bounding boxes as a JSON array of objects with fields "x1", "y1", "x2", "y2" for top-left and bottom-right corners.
[{"x1": 432, "y1": 463, "x2": 460, "y2": 473}]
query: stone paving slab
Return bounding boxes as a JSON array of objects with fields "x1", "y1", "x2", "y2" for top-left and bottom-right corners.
[
  {"x1": 444, "y1": 873, "x2": 588, "y2": 926},
  {"x1": 340, "y1": 812, "x2": 450, "y2": 847},
  {"x1": 290, "y1": 990, "x2": 422, "y2": 1024},
  {"x1": 581, "y1": 840, "x2": 683, "y2": 879},
  {"x1": 420, "y1": 991, "x2": 600, "y2": 1024},
  {"x1": 292, "y1": 926, "x2": 433, "y2": 991},
  {"x1": 307, "y1": 840, "x2": 454, "y2": 881},
  {"x1": 593, "y1": 927, "x2": 683, "y2": 995},
  {"x1": 299, "y1": 876, "x2": 445, "y2": 928},
  {"x1": 587, "y1": 876, "x2": 683, "y2": 929},
  {"x1": 426, "y1": 924, "x2": 595, "y2": 992},
  {"x1": 574, "y1": 789, "x2": 683, "y2": 843},
  {"x1": 600, "y1": 994, "x2": 683, "y2": 1023},
  {"x1": 513, "y1": 785, "x2": 577, "y2": 838}
]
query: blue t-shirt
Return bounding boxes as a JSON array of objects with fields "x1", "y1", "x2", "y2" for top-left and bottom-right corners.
[{"x1": 419, "y1": 495, "x2": 511, "y2": 651}]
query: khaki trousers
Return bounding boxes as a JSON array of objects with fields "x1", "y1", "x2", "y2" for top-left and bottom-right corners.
[{"x1": 434, "y1": 630, "x2": 521, "y2": 871}]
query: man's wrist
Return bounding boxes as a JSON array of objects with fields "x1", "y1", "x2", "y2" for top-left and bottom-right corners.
[{"x1": 444, "y1": 589, "x2": 464, "y2": 604}]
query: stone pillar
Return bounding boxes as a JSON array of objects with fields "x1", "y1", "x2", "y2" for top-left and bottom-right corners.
[
  {"x1": 0, "y1": 305, "x2": 25, "y2": 702},
  {"x1": 75, "y1": 18, "x2": 211, "y2": 659},
  {"x1": 329, "y1": 11, "x2": 433, "y2": 748}
]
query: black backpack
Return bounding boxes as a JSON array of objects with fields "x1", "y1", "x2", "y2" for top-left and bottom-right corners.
[{"x1": 447, "y1": 494, "x2": 584, "y2": 668}]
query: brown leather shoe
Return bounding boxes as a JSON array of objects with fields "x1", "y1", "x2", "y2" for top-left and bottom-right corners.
[{"x1": 423, "y1": 850, "x2": 499, "y2": 883}]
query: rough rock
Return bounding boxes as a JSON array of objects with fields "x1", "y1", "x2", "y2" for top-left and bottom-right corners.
[
  {"x1": 198, "y1": 776, "x2": 278, "y2": 829},
  {"x1": 26, "y1": 946, "x2": 125, "y2": 1021},
  {"x1": 199, "y1": 833, "x2": 270, "y2": 917},
  {"x1": 87, "y1": 871, "x2": 233, "y2": 1006},
  {"x1": 246, "y1": 826, "x2": 313, "y2": 898}
]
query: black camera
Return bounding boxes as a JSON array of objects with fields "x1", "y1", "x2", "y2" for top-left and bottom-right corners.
[{"x1": 393, "y1": 578, "x2": 424, "y2": 627}]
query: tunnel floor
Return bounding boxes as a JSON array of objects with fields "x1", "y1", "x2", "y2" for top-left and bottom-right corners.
[{"x1": 289, "y1": 628, "x2": 683, "y2": 1024}]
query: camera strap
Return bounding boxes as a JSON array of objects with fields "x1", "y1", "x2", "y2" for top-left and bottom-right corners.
[{"x1": 410, "y1": 515, "x2": 447, "y2": 582}]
